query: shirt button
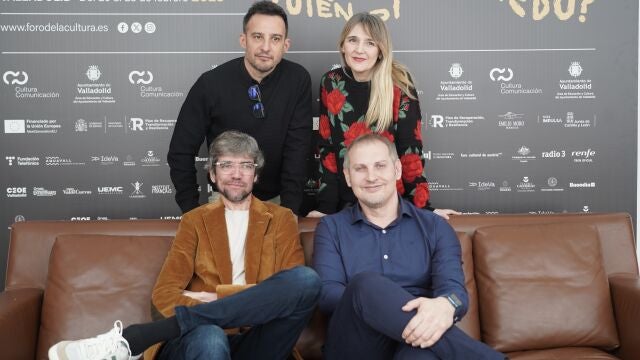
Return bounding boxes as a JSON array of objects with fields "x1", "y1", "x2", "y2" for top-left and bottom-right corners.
[
  {"x1": 382, "y1": 229, "x2": 387, "y2": 234},
  {"x1": 383, "y1": 254, "x2": 389, "y2": 260}
]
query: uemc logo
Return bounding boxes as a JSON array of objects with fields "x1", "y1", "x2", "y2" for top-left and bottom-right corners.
[
  {"x1": 7, "y1": 187, "x2": 27, "y2": 197},
  {"x1": 128, "y1": 70, "x2": 153, "y2": 85},
  {"x1": 97, "y1": 186, "x2": 123, "y2": 194},
  {"x1": 3, "y1": 71, "x2": 28, "y2": 85}
]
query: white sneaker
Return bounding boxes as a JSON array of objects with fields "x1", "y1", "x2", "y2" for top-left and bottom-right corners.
[{"x1": 48, "y1": 320, "x2": 136, "y2": 360}]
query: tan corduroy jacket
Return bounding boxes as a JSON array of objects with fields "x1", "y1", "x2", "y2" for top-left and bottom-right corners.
[{"x1": 144, "y1": 197, "x2": 304, "y2": 359}]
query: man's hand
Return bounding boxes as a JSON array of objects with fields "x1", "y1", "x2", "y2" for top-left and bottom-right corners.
[
  {"x1": 433, "y1": 208, "x2": 461, "y2": 220},
  {"x1": 401, "y1": 297, "x2": 455, "y2": 348},
  {"x1": 182, "y1": 290, "x2": 217, "y2": 303}
]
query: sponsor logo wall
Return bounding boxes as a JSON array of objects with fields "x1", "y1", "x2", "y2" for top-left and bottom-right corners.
[{"x1": 1, "y1": 1, "x2": 638, "y2": 286}]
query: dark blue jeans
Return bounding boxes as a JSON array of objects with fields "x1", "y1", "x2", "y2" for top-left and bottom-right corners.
[
  {"x1": 157, "y1": 266, "x2": 321, "y2": 360},
  {"x1": 324, "y1": 272, "x2": 505, "y2": 360}
]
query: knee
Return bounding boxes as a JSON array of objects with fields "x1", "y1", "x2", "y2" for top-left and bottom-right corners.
[
  {"x1": 185, "y1": 325, "x2": 229, "y2": 357},
  {"x1": 286, "y1": 266, "x2": 321, "y2": 304}
]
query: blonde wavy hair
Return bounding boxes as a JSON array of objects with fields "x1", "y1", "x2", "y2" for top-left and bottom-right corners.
[{"x1": 338, "y1": 12, "x2": 416, "y2": 132}]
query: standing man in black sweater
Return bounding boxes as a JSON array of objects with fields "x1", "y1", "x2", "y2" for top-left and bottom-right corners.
[{"x1": 168, "y1": 1, "x2": 312, "y2": 215}]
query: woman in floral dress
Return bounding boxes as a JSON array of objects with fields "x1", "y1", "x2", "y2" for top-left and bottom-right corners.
[{"x1": 308, "y1": 12, "x2": 458, "y2": 219}]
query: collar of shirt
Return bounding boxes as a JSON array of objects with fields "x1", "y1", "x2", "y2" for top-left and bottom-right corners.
[{"x1": 348, "y1": 196, "x2": 415, "y2": 229}]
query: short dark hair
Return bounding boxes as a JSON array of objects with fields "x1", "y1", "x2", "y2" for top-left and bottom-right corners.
[{"x1": 243, "y1": 1, "x2": 288, "y2": 35}]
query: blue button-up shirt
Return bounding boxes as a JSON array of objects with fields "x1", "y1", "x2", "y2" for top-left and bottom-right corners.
[{"x1": 313, "y1": 198, "x2": 468, "y2": 320}]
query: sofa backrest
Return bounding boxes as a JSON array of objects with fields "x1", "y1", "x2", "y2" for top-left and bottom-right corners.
[
  {"x1": 37, "y1": 234, "x2": 173, "y2": 360},
  {"x1": 473, "y1": 222, "x2": 620, "y2": 353},
  {"x1": 449, "y1": 212, "x2": 638, "y2": 277},
  {"x1": 6, "y1": 220, "x2": 179, "y2": 291},
  {"x1": 10, "y1": 213, "x2": 635, "y2": 292}
]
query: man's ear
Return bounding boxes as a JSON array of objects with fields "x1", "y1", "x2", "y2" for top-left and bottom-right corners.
[
  {"x1": 239, "y1": 33, "x2": 247, "y2": 49},
  {"x1": 283, "y1": 38, "x2": 291, "y2": 52},
  {"x1": 254, "y1": 174, "x2": 259, "y2": 184},
  {"x1": 344, "y1": 167, "x2": 352, "y2": 188},
  {"x1": 394, "y1": 159, "x2": 402, "y2": 181},
  {"x1": 209, "y1": 171, "x2": 216, "y2": 183}
]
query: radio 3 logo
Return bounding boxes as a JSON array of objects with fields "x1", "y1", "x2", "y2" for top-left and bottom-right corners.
[
  {"x1": 129, "y1": 70, "x2": 153, "y2": 85},
  {"x1": 3, "y1": 71, "x2": 28, "y2": 85}
]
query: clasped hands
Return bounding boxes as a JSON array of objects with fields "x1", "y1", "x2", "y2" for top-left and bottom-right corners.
[{"x1": 401, "y1": 297, "x2": 455, "y2": 348}]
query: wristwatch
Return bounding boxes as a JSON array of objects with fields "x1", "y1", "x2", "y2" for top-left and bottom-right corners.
[{"x1": 444, "y1": 293, "x2": 462, "y2": 322}]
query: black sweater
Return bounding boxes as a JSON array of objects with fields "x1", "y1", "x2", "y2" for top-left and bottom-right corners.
[
  {"x1": 168, "y1": 57, "x2": 312, "y2": 214},
  {"x1": 316, "y1": 68, "x2": 432, "y2": 214}
]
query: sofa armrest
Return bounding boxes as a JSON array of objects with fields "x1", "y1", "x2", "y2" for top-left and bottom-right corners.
[
  {"x1": 0, "y1": 288, "x2": 43, "y2": 360},
  {"x1": 610, "y1": 275, "x2": 640, "y2": 360}
]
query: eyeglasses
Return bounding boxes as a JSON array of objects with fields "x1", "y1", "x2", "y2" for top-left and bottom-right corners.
[
  {"x1": 215, "y1": 161, "x2": 258, "y2": 174},
  {"x1": 248, "y1": 84, "x2": 266, "y2": 119}
]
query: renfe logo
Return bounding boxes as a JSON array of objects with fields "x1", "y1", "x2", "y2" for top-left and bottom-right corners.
[{"x1": 571, "y1": 149, "x2": 596, "y2": 158}]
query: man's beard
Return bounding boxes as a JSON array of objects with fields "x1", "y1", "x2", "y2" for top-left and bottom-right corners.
[
  {"x1": 220, "y1": 187, "x2": 252, "y2": 203},
  {"x1": 247, "y1": 54, "x2": 275, "y2": 74}
]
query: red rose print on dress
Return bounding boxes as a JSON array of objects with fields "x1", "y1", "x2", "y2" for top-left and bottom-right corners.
[
  {"x1": 396, "y1": 179, "x2": 405, "y2": 195},
  {"x1": 326, "y1": 88, "x2": 347, "y2": 115},
  {"x1": 400, "y1": 153, "x2": 423, "y2": 182},
  {"x1": 343, "y1": 122, "x2": 372, "y2": 147},
  {"x1": 321, "y1": 86, "x2": 330, "y2": 108},
  {"x1": 319, "y1": 115, "x2": 331, "y2": 140},
  {"x1": 380, "y1": 130, "x2": 395, "y2": 144},
  {"x1": 322, "y1": 152, "x2": 338, "y2": 173},
  {"x1": 412, "y1": 182, "x2": 430, "y2": 208}
]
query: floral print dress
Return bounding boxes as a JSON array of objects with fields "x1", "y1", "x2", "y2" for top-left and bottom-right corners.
[{"x1": 316, "y1": 68, "x2": 431, "y2": 214}]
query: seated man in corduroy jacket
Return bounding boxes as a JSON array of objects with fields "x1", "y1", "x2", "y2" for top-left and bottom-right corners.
[{"x1": 49, "y1": 131, "x2": 320, "y2": 360}]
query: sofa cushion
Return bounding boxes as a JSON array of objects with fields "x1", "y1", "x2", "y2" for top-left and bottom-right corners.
[
  {"x1": 506, "y1": 347, "x2": 618, "y2": 360},
  {"x1": 455, "y1": 232, "x2": 480, "y2": 340},
  {"x1": 37, "y1": 234, "x2": 173, "y2": 360},
  {"x1": 473, "y1": 222, "x2": 619, "y2": 353},
  {"x1": 507, "y1": 347, "x2": 618, "y2": 360}
]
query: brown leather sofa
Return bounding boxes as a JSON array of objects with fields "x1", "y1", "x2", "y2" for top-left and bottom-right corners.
[{"x1": 2, "y1": 213, "x2": 639, "y2": 360}]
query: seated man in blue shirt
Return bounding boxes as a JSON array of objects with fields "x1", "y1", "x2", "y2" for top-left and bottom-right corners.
[{"x1": 313, "y1": 133, "x2": 505, "y2": 360}]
